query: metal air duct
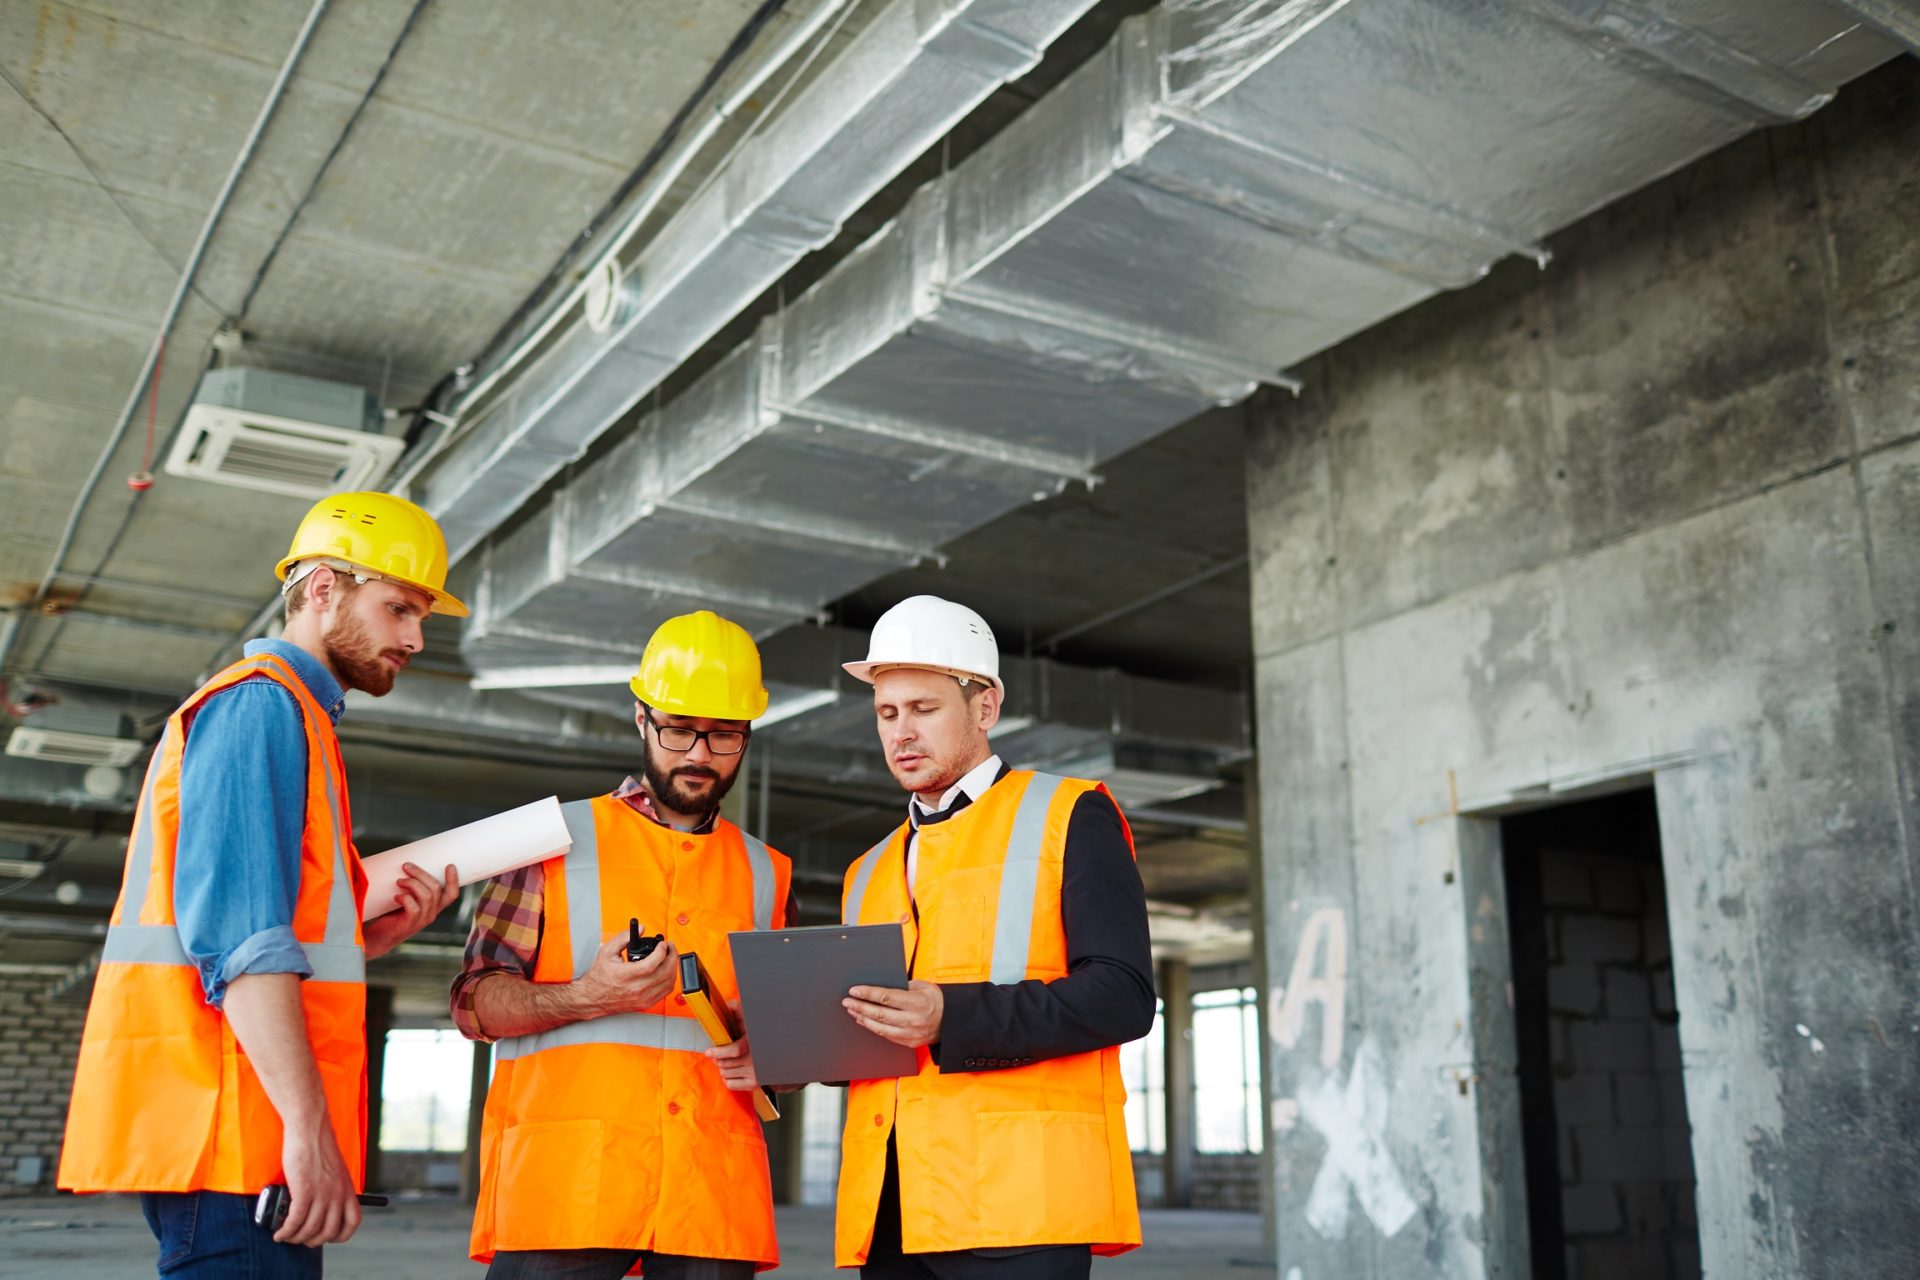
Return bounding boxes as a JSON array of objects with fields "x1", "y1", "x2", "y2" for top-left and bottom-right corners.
[
  {"x1": 415, "y1": 0, "x2": 1106, "y2": 562},
  {"x1": 457, "y1": 0, "x2": 1901, "y2": 691}
]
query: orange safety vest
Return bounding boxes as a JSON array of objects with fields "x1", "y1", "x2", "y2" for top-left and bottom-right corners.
[
  {"x1": 59, "y1": 653, "x2": 368, "y2": 1195},
  {"x1": 471, "y1": 795, "x2": 791, "y2": 1270},
  {"x1": 835, "y1": 770, "x2": 1143, "y2": 1266}
]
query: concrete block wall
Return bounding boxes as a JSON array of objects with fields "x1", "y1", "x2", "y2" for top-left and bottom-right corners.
[
  {"x1": 1540, "y1": 852, "x2": 1697, "y2": 1279},
  {"x1": 1246, "y1": 58, "x2": 1920, "y2": 1280},
  {"x1": 0, "y1": 970, "x2": 88, "y2": 1197}
]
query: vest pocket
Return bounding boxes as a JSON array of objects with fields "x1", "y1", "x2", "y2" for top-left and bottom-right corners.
[
  {"x1": 917, "y1": 895, "x2": 988, "y2": 979},
  {"x1": 973, "y1": 1110, "x2": 1114, "y2": 1242},
  {"x1": 494, "y1": 1119, "x2": 606, "y2": 1247}
]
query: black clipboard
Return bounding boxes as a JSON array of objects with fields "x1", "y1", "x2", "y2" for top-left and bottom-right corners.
[{"x1": 727, "y1": 923, "x2": 918, "y2": 1087}]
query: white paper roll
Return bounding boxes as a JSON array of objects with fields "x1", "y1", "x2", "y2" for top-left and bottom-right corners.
[{"x1": 359, "y1": 796, "x2": 570, "y2": 920}]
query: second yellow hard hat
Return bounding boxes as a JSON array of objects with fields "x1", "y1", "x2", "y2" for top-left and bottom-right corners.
[{"x1": 631, "y1": 611, "x2": 769, "y2": 721}]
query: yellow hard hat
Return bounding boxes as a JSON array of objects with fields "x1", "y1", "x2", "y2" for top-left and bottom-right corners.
[
  {"x1": 273, "y1": 491, "x2": 468, "y2": 617},
  {"x1": 630, "y1": 611, "x2": 769, "y2": 721}
]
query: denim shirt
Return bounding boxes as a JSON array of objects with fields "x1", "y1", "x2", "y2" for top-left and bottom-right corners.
[{"x1": 174, "y1": 638, "x2": 347, "y2": 1007}]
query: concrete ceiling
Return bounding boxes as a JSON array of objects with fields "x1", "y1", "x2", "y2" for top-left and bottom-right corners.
[
  {"x1": 2, "y1": 0, "x2": 881, "y2": 693},
  {"x1": 0, "y1": 0, "x2": 1259, "y2": 994}
]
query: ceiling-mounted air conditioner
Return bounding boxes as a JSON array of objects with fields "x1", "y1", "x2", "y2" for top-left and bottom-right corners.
[
  {"x1": 3, "y1": 706, "x2": 146, "y2": 768},
  {"x1": 165, "y1": 368, "x2": 403, "y2": 498}
]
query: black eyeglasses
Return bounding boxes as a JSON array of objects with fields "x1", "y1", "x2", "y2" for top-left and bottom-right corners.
[{"x1": 645, "y1": 709, "x2": 748, "y2": 755}]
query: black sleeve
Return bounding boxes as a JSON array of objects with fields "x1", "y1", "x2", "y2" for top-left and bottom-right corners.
[{"x1": 934, "y1": 790, "x2": 1157, "y2": 1071}]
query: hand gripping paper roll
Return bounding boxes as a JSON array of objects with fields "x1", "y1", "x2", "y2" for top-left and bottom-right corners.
[{"x1": 359, "y1": 797, "x2": 570, "y2": 920}]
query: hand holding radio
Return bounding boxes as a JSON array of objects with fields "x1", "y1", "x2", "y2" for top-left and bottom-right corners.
[{"x1": 579, "y1": 918, "x2": 677, "y2": 1015}]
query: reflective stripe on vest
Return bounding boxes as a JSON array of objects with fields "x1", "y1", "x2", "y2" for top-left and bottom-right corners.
[
  {"x1": 842, "y1": 771, "x2": 1068, "y2": 984},
  {"x1": 841, "y1": 834, "x2": 890, "y2": 928},
  {"x1": 990, "y1": 772, "x2": 1068, "y2": 984},
  {"x1": 99, "y1": 658, "x2": 364, "y2": 985},
  {"x1": 493, "y1": 1011, "x2": 714, "y2": 1060},
  {"x1": 498, "y1": 799, "x2": 779, "y2": 1060}
]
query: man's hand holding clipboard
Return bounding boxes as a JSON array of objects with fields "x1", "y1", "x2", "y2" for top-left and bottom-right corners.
[
  {"x1": 727, "y1": 924, "x2": 919, "y2": 1086},
  {"x1": 842, "y1": 979, "x2": 944, "y2": 1049}
]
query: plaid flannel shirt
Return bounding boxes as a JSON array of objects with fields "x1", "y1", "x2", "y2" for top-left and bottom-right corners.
[{"x1": 449, "y1": 777, "x2": 717, "y2": 1042}]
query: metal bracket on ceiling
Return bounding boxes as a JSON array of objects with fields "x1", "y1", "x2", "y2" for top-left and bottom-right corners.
[
  {"x1": 1827, "y1": 0, "x2": 1920, "y2": 53},
  {"x1": 941, "y1": 281, "x2": 1306, "y2": 395},
  {"x1": 654, "y1": 494, "x2": 949, "y2": 567},
  {"x1": 1154, "y1": 105, "x2": 1551, "y2": 276},
  {"x1": 773, "y1": 399, "x2": 1103, "y2": 485},
  {"x1": 1521, "y1": 0, "x2": 1833, "y2": 123},
  {"x1": 925, "y1": 15, "x2": 1048, "y2": 81},
  {"x1": 570, "y1": 561, "x2": 822, "y2": 625}
]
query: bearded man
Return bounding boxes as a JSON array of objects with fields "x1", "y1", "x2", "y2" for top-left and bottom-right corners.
[
  {"x1": 455, "y1": 610, "x2": 795, "y2": 1280},
  {"x1": 60, "y1": 491, "x2": 465, "y2": 1278}
]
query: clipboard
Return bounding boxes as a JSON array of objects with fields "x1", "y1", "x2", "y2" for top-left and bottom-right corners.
[
  {"x1": 727, "y1": 923, "x2": 918, "y2": 1088},
  {"x1": 678, "y1": 951, "x2": 780, "y2": 1122}
]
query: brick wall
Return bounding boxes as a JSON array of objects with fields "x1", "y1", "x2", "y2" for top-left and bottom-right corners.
[
  {"x1": 0, "y1": 969, "x2": 89, "y2": 1197},
  {"x1": 1130, "y1": 1151, "x2": 1263, "y2": 1212},
  {"x1": 1542, "y1": 850, "x2": 1698, "y2": 1279},
  {"x1": 1193, "y1": 1153, "x2": 1262, "y2": 1211}
]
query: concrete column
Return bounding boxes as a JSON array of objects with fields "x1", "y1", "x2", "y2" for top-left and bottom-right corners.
[
  {"x1": 1160, "y1": 958, "x2": 1195, "y2": 1209},
  {"x1": 1243, "y1": 775, "x2": 1278, "y2": 1255},
  {"x1": 765, "y1": 1087, "x2": 806, "y2": 1204},
  {"x1": 362, "y1": 986, "x2": 394, "y2": 1192},
  {"x1": 460, "y1": 1040, "x2": 490, "y2": 1204}
]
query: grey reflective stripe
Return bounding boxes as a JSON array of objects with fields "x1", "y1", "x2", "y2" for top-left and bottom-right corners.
[
  {"x1": 101, "y1": 923, "x2": 189, "y2": 966},
  {"x1": 740, "y1": 831, "x2": 776, "y2": 930},
  {"x1": 559, "y1": 799, "x2": 603, "y2": 978},
  {"x1": 100, "y1": 927, "x2": 363, "y2": 983},
  {"x1": 301, "y1": 941, "x2": 366, "y2": 984},
  {"x1": 989, "y1": 772, "x2": 1070, "y2": 985},
  {"x1": 115, "y1": 724, "x2": 173, "y2": 922},
  {"x1": 494, "y1": 1011, "x2": 713, "y2": 1061},
  {"x1": 842, "y1": 834, "x2": 892, "y2": 925},
  {"x1": 314, "y1": 729, "x2": 358, "y2": 950}
]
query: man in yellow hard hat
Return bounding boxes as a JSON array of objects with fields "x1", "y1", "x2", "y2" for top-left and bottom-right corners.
[
  {"x1": 60, "y1": 491, "x2": 465, "y2": 1278},
  {"x1": 455, "y1": 610, "x2": 796, "y2": 1279}
]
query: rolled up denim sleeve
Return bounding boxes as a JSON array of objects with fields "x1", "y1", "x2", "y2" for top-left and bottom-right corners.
[{"x1": 174, "y1": 680, "x2": 313, "y2": 1007}]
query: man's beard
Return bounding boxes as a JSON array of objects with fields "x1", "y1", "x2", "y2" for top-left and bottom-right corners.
[
  {"x1": 323, "y1": 607, "x2": 407, "y2": 697},
  {"x1": 642, "y1": 740, "x2": 739, "y2": 817}
]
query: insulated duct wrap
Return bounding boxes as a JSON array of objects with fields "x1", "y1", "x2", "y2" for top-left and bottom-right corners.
[
  {"x1": 461, "y1": 0, "x2": 1895, "y2": 708},
  {"x1": 420, "y1": 0, "x2": 1106, "y2": 563}
]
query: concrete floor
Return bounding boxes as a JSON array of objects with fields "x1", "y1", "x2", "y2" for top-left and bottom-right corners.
[{"x1": 0, "y1": 1197, "x2": 1269, "y2": 1278}]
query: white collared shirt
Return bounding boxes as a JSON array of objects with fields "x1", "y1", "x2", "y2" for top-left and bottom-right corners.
[{"x1": 905, "y1": 754, "x2": 1002, "y2": 895}]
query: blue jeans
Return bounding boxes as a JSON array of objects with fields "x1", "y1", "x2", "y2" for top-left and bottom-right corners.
[{"x1": 141, "y1": 1191, "x2": 322, "y2": 1279}]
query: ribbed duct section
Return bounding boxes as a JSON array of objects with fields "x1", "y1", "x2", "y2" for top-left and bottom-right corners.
[
  {"x1": 417, "y1": 0, "x2": 1104, "y2": 563},
  {"x1": 459, "y1": 0, "x2": 1898, "y2": 686}
]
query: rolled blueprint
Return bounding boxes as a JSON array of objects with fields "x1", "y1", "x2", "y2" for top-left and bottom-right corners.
[{"x1": 359, "y1": 796, "x2": 569, "y2": 920}]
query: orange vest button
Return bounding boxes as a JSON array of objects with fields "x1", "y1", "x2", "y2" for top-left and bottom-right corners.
[
  {"x1": 667, "y1": 1101, "x2": 680, "y2": 1115},
  {"x1": 674, "y1": 994, "x2": 686, "y2": 1005},
  {"x1": 873, "y1": 1114, "x2": 885, "y2": 1127},
  {"x1": 681, "y1": 840, "x2": 695, "y2": 852},
  {"x1": 676, "y1": 912, "x2": 690, "y2": 925},
  {"x1": 899, "y1": 911, "x2": 911, "y2": 923}
]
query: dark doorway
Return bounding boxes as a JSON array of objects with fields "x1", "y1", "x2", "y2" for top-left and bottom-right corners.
[{"x1": 1501, "y1": 787, "x2": 1700, "y2": 1280}]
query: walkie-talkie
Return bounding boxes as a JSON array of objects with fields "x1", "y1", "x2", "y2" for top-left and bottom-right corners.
[{"x1": 625, "y1": 917, "x2": 663, "y2": 962}]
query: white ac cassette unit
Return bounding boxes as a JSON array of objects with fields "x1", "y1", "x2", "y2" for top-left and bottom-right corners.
[{"x1": 165, "y1": 368, "x2": 404, "y2": 499}]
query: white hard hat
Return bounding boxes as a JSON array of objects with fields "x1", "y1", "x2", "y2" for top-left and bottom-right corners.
[{"x1": 843, "y1": 595, "x2": 1003, "y2": 694}]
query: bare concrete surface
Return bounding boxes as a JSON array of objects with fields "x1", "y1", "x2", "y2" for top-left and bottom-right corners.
[{"x1": 0, "y1": 1197, "x2": 1267, "y2": 1278}]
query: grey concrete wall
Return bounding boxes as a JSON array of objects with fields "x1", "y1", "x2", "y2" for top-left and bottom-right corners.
[{"x1": 1245, "y1": 57, "x2": 1920, "y2": 1280}]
